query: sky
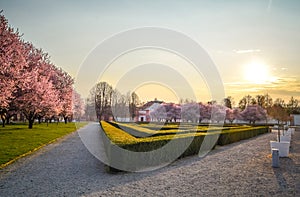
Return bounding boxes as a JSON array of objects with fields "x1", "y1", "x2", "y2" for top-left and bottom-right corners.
[{"x1": 1, "y1": 0, "x2": 299, "y2": 105}]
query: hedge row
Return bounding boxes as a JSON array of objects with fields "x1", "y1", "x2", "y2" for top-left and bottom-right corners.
[
  {"x1": 109, "y1": 122, "x2": 229, "y2": 137},
  {"x1": 100, "y1": 121, "x2": 217, "y2": 172},
  {"x1": 107, "y1": 121, "x2": 157, "y2": 138},
  {"x1": 100, "y1": 121, "x2": 269, "y2": 172},
  {"x1": 217, "y1": 126, "x2": 269, "y2": 145}
]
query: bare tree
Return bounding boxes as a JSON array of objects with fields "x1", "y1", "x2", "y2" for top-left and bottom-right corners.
[
  {"x1": 85, "y1": 97, "x2": 96, "y2": 121},
  {"x1": 223, "y1": 96, "x2": 234, "y2": 109},
  {"x1": 238, "y1": 95, "x2": 251, "y2": 110},
  {"x1": 256, "y1": 94, "x2": 273, "y2": 109},
  {"x1": 92, "y1": 82, "x2": 113, "y2": 121},
  {"x1": 274, "y1": 98, "x2": 285, "y2": 107}
]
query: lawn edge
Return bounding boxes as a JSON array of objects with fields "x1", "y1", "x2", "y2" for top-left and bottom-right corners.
[{"x1": 0, "y1": 123, "x2": 89, "y2": 169}]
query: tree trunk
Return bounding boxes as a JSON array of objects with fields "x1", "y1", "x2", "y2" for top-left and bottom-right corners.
[
  {"x1": 277, "y1": 120, "x2": 280, "y2": 142},
  {"x1": 28, "y1": 118, "x2": 34, "y2": 129},
  {"x1": 27, "y1": 112, "x2": 35, "y2": 129},
  {"x1": 38, "y1": 116, "x2": 42, "y2": 124},
  {"x1": 1, "y1": 117, "x2": 5, "y2": 127},
  {"x1": 199, "y1": 118, "x2": 203, "y2": 123}
]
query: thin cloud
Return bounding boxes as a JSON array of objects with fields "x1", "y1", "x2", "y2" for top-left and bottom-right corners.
[
  {"x1": 224, "y1": 77, "x2": 300, "y2": 99},
  {"x1": 233, "y1": 49, "x2": 261, "y2": 54}
]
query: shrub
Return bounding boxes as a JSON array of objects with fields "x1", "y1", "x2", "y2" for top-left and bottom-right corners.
[
  {"x1": 109, "y1": 121, "x2": 232, "y2": 137},
  {"x1": 100, "y1": 121, "x2": 269, "y2": 172},
  {"x1": 100, "y1": 121, "x2": 218, "y2": 171},
  {"x1": 107, "y1": 121, "x2": 157, "y2": 137},
  {"x1": 217, "y1": 126, "x2": 269, "y2": 145},
  {"x1": 100, "y1": 121, "x2": 137, "y2": 145}
]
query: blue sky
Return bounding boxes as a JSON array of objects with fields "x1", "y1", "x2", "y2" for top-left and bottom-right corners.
[{"x1": 1, "y1": 0, "x2": 299, "y2": 103}]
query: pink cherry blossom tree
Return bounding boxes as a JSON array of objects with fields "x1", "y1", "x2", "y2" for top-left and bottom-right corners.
[
  {"x1": 225, "y1": 108, "x2": 241, "y2": 124},
  {"x1": 210, "y1": 104, "x2": 227, "y2": 124},
  {"x1": 50, "y1": 66, "x2": 74, "y2": 123},
  {"x1": 58, "y1": 83, "x2": 73, "y2": 124},
  {"x1": 1, "y1": 13, "x2": 74, "y2": 128},
  {"x1": 14, "y1": 43, "x2": 59, "y2": 128},
  {"x1": 150, "y1": 103, "x2": 180, "y2": 122},
  {"x1": 72, "y1": 90, "x2": 85, "y2": 121},
  {"x1": 240, "y1": 104, "x2": 267, "y2": 124},
  {"x1": 199, "y1": 102, "x2": 211, "y2": 123},
  {"x1": 0, "y1": 12, "x2": 26, "y2": 126},
  {"x1": 181, "y1": 102, "x2": 199, "y2": 123},
  {"x1": 150, "y1": 104, "x2": 166, "y2": 122}
]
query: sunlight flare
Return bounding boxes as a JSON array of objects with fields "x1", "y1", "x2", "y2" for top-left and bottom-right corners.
[{"x1": 244, "y1": 60, "x2": 271, "y2": 84}]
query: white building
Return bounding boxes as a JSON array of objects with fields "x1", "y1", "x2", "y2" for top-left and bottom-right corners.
[
  {"x1": 291, "y1": 114, "x2": 300, "y2": 125},
  {"x1": 136, "y1": 100, "x2": 164, "y2": 122}
]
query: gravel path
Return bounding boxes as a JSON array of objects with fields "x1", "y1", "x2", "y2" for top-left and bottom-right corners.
[{"x1": 0, "y1": 123, "x2": 299, "y2": 196}]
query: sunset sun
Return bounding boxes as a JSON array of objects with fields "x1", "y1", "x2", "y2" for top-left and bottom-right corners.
[{"x1": 244, "y1": 60, "x2": 270, "y2": 84}]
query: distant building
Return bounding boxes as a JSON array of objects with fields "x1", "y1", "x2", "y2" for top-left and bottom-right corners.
[
  {"x1": 291, "y1": 114, "x2": 300, "y2": 126},
  {"x1": 136, "y1": 99, "x2": 163, "y2": 122}
]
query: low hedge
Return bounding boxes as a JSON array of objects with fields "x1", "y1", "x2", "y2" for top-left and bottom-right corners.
[
  {"x1": 107, "y1": 121, "x2": 157, "y2": 137},
  {"x1": 100, "y1": 121, "x2": 218, "y2": 172},
  {"x1": 217, "y1": 126, "x2": 269, "y2": 145},
  {"x1": 100, "y1": 121, "x2": 269, "y2": 172},
  {"x1": 109, "y1": 122, "x2": 232, "y2": 137},
  {"x1": 100, "y1": 121, "x2": 137, "y2": 145}
]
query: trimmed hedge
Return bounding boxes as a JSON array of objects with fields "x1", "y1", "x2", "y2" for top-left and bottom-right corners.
[
  {"x1": 109, "y1": 121, "x2": 234, "y2": 137},
  {"x1": 217, "y1": 126, "x2": 269, "y2": 145},
  {"x1": 100, "y1": 121, "x2": 218, "y2": 172},
  {"x1": 100, "y1": 121, "x2": 137, "y2": 144},
  {"x1": 100, "y1": 121, "x2": 269, "y2": 172},
  {"x1": 108, "y1": 121, "x2": 156, "y2": 137}
]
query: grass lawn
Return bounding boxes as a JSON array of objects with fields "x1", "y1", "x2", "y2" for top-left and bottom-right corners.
[{"x1": 0, "y1": 122, "x2": 88, "y2": 168}]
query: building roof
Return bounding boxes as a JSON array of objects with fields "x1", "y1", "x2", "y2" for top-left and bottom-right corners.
[{"x1": 139, "y1": 100, "x2": 163, "y2": 110}]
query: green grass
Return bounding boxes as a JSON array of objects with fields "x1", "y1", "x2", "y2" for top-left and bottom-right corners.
[{"x1": 0, "y1": 122, "x2": 88, "y2": 167}]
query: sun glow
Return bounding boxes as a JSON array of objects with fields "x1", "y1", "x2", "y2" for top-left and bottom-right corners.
[{"x1": 244, "y1": 60, "x2": 271, "y2": 84}]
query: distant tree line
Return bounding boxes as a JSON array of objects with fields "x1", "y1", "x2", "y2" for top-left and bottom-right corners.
[
  {"x1": 85, "y1": 82, "x2": 140, "y2": 121},
  {"x1": 88, "y1": 80, "x2": 299, "y2": 126},
  {"x1": 238, "y1": 94, "x2": 300, "y2": 114},
  {"x1": 150, "y1": 101, "x2": 266, "y2": 124},
  {"x1": 150, "y1": 94, "x2": 299, "y2": 124}
]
